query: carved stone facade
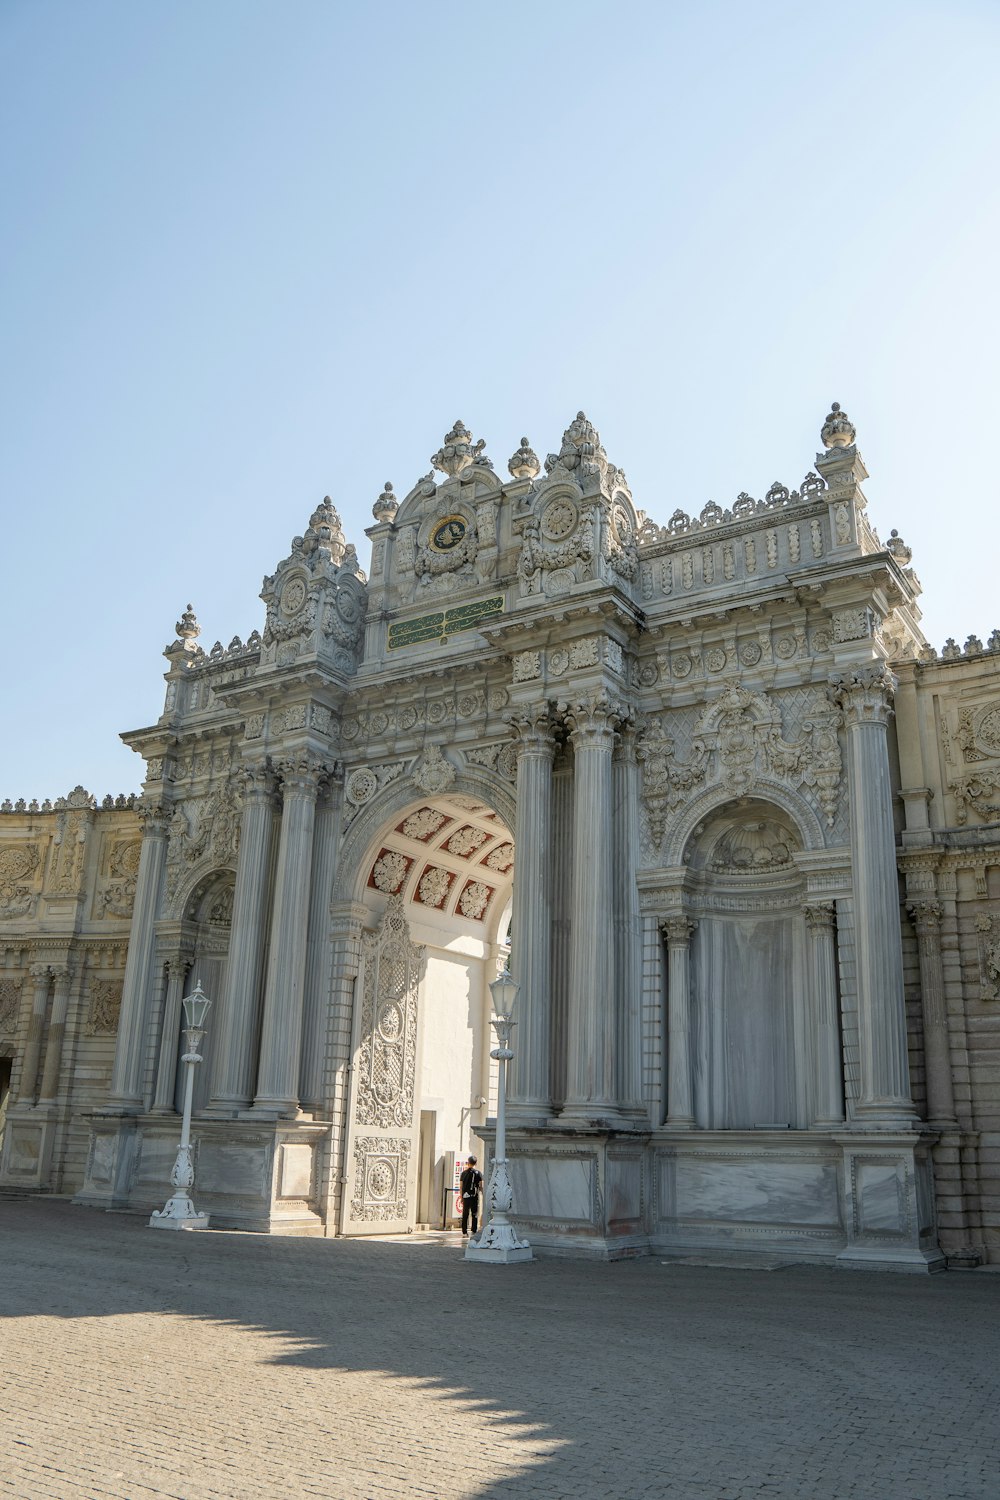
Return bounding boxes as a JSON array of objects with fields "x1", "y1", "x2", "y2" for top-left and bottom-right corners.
[{"x1": 3, "y1": 403, "x2": 1000, "y2": 1272}]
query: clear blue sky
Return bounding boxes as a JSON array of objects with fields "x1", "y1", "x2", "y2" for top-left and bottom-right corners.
[{"x1": 2, "y1": 0, "x2": 997, "y2": 800}]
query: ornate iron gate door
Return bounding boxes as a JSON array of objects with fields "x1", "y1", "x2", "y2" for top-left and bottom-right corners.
[{"x1": 342, "y1": 895, "x2": 424, "y2": 1236}]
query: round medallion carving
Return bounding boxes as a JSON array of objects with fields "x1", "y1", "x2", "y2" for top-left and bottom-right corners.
[
  {"x1": 549, "y1": 647, "x2": 570, "y2": 677},
  {"x1": 336, "y1": 589, "x2": 360, "y2": 623},
  {"x1": 430, "y1": 516, "x2": 467, "y2": 551},
  {"x1": 280, "y1": 577, "x2": 307, "y2": 617},
  {"x1": 398, "y1": 706, "x2": 417, "y2": 731},
  {"x1": 706, "y1": 647, "x2": 727, "y2": 673},
  {"x1": 377, "y1": 1002, "x2": 403, "y2": 1041},
  {"x1": 540, "y1": 498, "x2": 578, "y2": 541},
  {"x1": 369, "y1": 712, "x2": 388, "y2": 735},
  {"x1": 774, "y1": 634, "x2": 796, "y2": 659},
  {"x1": 672, "y1": 654, "x2": 693, "y2": 679},
  {"x1": 612, "y1": 502, "x2": 633, "y2": 546},
  {"x1": 739, "y1": 641, "x2": 762, "y2": 666},
  {"x1": 346, "y1": 768, "x2": 378, "y2": 806},
  {"x1": 366, "y1": 1160, "x2": 395, "y2": 1200},
  {"x1": 976, "y1": 705, "x2": 1000, "y2": 753}
]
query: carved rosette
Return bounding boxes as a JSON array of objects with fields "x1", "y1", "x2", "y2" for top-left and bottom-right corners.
[
  {"x1": 830, "y1": 664, "x2": 895, "y2": 727},
  {"x1": 412, "y1": 745, "x2": 456, "y2": 796}
]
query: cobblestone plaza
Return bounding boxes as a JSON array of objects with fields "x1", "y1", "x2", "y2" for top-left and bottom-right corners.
[{"x1": 2, "y1": 1199, "x2": 998, "y2": 1499}]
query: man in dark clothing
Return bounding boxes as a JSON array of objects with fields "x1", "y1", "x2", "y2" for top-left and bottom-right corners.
[{"x1": 459, "y1": 1155, "x2": 483, "y2": 1237}]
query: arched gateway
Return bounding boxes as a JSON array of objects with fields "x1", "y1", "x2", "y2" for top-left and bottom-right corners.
[{"x1": 56, "y1": 406, "x2": 982, "y2": 1268}]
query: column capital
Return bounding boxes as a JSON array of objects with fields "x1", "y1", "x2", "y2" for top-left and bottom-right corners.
[
  {"x1": 613, "y1": 718, "x2": 641, "y2": 764},
  {"x1": 137, "y1": 798, "x2": 172, "y2": 835},
  {"x1": 803, "y1": 900, "x2": 836, "y2": 931},
  {"x1": 830, "y1": 663, "x2": 895, "y2": 727},
  {"x1": 660, "y1": 915, "x2": 697, "y2": 948},
  {"x1": 164, "y1": 955, "x2": 192, "y2": 982},
  {"x1": 49, "y1": 965, "x2": 73, "y2": 985},
  {"x1": 275, "y1": 754, "x2": 331, "y2": 799},
  {"x1": 907, "y1": 899, "x2": 942, "y2": 934},
  {"x1": 505, "y1": 705, "x2": 557, "y2": 757},
  {"x1": 237, "y1": 761, "x2": 278, "y2": 802},
  {"x1": 28, "y1": 962, "x2": 51, "y2": 981},
  {"x1": 562, "y1": 695, "x2": 622, "y2": 749}
]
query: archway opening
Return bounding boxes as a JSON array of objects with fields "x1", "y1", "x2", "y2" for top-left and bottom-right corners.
[{"x1": 344, "y1": 791, "x2": 514, "y2": 1235}]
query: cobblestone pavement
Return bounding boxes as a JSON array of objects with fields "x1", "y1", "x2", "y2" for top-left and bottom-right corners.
[{"x1": 2, "y1": 1201, "x2": 999, "y2": 1500}]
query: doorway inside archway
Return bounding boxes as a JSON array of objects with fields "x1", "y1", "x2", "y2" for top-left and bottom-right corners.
[{"x1": 341, "y1": 793, "x2": 514, "y2": 1237}]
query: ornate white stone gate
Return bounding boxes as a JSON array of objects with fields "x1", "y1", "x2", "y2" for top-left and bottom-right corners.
[{"x1": 342, "y1": 895, "x2": 424, "y2": 1235}]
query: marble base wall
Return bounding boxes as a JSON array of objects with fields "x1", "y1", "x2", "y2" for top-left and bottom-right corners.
[
  {"x1": 74, "y1": 1114, "x2": 330, "y2": 1234},
  {"x1": 0, "y1": 1103, "x2": 61, "y2": 1190},
  {"x1": 487, "y1": 1124, "x2": 945, "y2": 1270}
]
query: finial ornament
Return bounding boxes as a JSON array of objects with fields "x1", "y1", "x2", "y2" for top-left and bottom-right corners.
[
  {"x1": 175, "y1": 604, "x2": 201, "y2": 650},
  {"x1": 886, "y1": 528, "x2": 912, "y2": 566},
  {"x1": 302, "y1": 497, "x2": 346, "y2": 565},
  {"x1": 508, "y1": 436, "x2": 540, "y2": 480},
  {"x1": 372, "y1": 480, "x2": 398, "y2": 522},
  {"x1": 820, "y1": 401, "x2": 856, "y2": 450},
  {"x1": 431, "y1": 420, "x2": 489, "y2": 477}
]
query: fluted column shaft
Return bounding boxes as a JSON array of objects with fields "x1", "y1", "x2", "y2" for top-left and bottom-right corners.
[
  {"x1": 907, "y1": 900, "x2": 958, "y2": 1126},
  {"x1": 663, "y1": 918, "x2": 696, "y2": 1128},
  {"x1": 254, "y1": 757, "x2": 325, "y2": 1114},
  {"x1": 208, "y1": 766, "x2": 277, "y2": 1112},
  {"x1": 108, "y1": 803, "x2": 170, "y2": 1110},
  {"x1": 804, "y1": 902, "x2": 845, "y2": 1128},
  {"x1": 832, "y1": 666, "x2": 916, "y2": 1126},
  {"x1": 16, "y1": 965, "x2": 51, "y2": 1103},
  {"x1": 549, "y1": 757, "x2": 573, "y2": 1110},
  {"x1": 565, "y1": 700, "x2": 618, "y2": 1117},
  {"x1": 152, "y1": 957, "x2": 191, "y2": 1114},
  {"x1": 614, "y1": 724, "x2": 643, "y2": 1110},
  {"x1": 507, "y1": 710, "x2": 555, "y2": 1120},
  {"x1": 299, "y1": 772, "x2": 343, "y2": 1113},
  {"x1": 37, "y1": 966, "x2": 73, "y2": 1104}
]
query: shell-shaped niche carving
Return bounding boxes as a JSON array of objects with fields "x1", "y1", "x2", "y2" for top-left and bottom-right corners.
[{"x1": 685, "y1": 799, "x2": 802, "y2": 880}]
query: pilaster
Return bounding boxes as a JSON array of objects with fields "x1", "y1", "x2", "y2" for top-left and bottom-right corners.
[
  {"x1": 563, "y1": 698, "x2": 622, "y2": 1121},
  {"x1": 207, "y1": 764, "x2": 277, "y2": 1113},
  {"x1": 802, "y1": 902, "x2": 845, "y2": 1129},
  {"x1": 108, "y1": 800, "x2": 170, "y2": 1112},
  {"x1": 661, "y1": 917, "x2": 696, "y2": 1128},
  {"x1": 253, "y1": 755, "x2": 327, "y2": 1116},
  {"x1": 507, "y1": 706, "x2": 555, "y2": 1124},
  {"x1": 831, "y1": 665, "x2": 917, "y2": 1128}
]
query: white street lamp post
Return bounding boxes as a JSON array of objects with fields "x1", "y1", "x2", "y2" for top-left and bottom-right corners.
[
  {"x1": 149, "y1": 983, "x2": 213, "y2": 1231},
  {"x1": 465, "y1": 969, "x2": 532, "y2": 1264}
]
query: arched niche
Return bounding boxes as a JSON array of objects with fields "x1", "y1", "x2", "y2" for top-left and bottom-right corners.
[
  {"x1": 173, "y1": 869, "x2": 235, "y2": 1111},
  {"x1": 683, "y1": 798, "x2": 814, "y2": 1130}
]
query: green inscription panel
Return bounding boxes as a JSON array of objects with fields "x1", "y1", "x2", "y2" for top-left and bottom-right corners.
[{"x1": 387, "y1": 595, "x2": 504, "y2": 651}]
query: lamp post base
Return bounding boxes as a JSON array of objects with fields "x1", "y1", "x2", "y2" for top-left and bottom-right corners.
[
  {"x1": 465, "y1": 1217, "x2": 532, "y2": 1264},
  {"x1": 149, "y1": 1194, "x2": 210, "y2": 1231}
]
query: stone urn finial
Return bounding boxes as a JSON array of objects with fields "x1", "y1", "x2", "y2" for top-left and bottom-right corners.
[
  {"x1": 820, "y1": 401, "x2": 856, "y2": 449},
  {"x1": 175, "y1": 603, "x2": 201, "y2": 650},
  {"x1": 508, "y1": 437, "x2": 540, "y2": 480},
  {"x1": 372, "y1": 480, "x2": 398, "y2": 523},
  {"x1": 886, "y1": 528, "x2": 912, "y2": 566},
  {"x1": 431, "y1": 420, "x2": 487, "y2": 478}
]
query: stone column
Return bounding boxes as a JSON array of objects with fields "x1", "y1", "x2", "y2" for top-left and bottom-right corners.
[
  {"x1": 803, "y1": 902, "x2": 845, "y2": 1129},
  {"x1": 661, "y1": 918, "x2": 696, "y2": 1128},
  {"x1": 614, "y1": 722, "x2": 643, "y2": 1112},
  {"x1": 907, "y1": 900, "x2": 958, "y2": 1126},
  {"x1": 564, "y1": 699, "x2": 620, "y2": 1119},
  {"x1": 254, "y1": 756, "x2": 325, "y2": 1115},
  {"x1": 16, "y1": 964, "x2": 51, "y2": 1104},
  {"x1": 299, "y1": 769, "x2": 343, "y2": 1114},
  {"x1": 151, "y1": 957, "x2": 191, "y2": 1114},
  {"x1": 832, "y1": 665, "x2": 917, "y2": 1127},
  {"x1": 506, "y1": 708, "x2": 555, "y2": 1123},
  {"x1": 323, "y1": 906, "x2": 367, "y2": 1231},
  {"x1": 549, "y1": 753, "x2": 574, "y2": 1111},
  {"x1": 207, "y1": 765, "x2": 277, "y2": 1113},
  {"x1": 37, "y1": 966, "x2": 73, "y2": 1104},
  {"x1": 108, "y1": 801, "x2": 170, "y2": 1111}
]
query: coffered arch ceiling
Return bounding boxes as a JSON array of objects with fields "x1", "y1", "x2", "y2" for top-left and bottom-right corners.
[{"x1": 362, "y1": 794, "x2": 513, "y2": 940}]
